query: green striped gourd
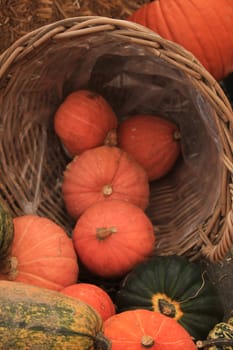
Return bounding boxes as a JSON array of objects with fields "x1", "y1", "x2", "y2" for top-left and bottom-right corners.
[
  {"x1": 0, "y1": 200, "x2": 14, "y2": 260},
  {"x1": 0, "y1": 280, "x2": 111, "y2": 350},
  {"x1": 205, "y1": 316, "x2": 233, "y2": 349}
]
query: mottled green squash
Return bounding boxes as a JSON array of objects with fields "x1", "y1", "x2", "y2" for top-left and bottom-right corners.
[
  {"x1": 0, "y1": 200, "x2": 14, "y2": 260},
  {"x1": 0, "y1": 280, "x2": 111, "y2": 350},
  {"x1": 115, "y1": 255, "x2": 224, "y2": 340},
  {"x1": 204, "y1": 316, "x2": 233, "y2": 349}
]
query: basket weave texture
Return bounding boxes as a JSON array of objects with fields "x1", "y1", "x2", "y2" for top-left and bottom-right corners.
[{"x1": 0, "y1": 17, "x2": 233, "y2": 263}]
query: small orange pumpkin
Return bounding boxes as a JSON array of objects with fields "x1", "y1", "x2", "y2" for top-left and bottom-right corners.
[
  {"x1": 61, "y1": 282, "x2": 116, "y2": 321},
  {"x1": 54, "y1": 89, "x2": 118, "y2": 156},
  {"x1": 0, "y1": 215, "x2": 79, "y2": 291},
  {"x1": 103, "y1": 309, "x2": 197, "y2": 350},
  {"x1": 128, "y1": 0, "x2": 233, "y2": 81},
  {"x1": 118, "y1": 114, "x2": 181, "y2": 181},
  {"x1": 72, "y1": 199, "x2": 155, "y2": 278},
  {"x1": 62, "y1": 145, "x2": 150, "y2": 218}
]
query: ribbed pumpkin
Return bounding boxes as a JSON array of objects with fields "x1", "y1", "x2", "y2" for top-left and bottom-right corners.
[
  {"x1": 0, "y1": 200, "x2": 14, "y2": 261},
  {"x1": 0, "y1": 215, "x2": 79, "y2": 291},
  {"x1": 117, "y1": 115, "x2": 181, "y2": 181},
  {"x1": 103, "y1": 309, "x2": 197, "y2": 350},
  {"x1": 115, "y1": 255, "x2": 223, "y2": 340},
  {"x1": 128, "y1": 0, "x2": 233, "y2": 81},
  {"x1": 0, "y1": 280, "x2": 111, "y2": 350},
  {"x1": 54, "y1": 89, "x2": 118, "y2": 156},
  {"x1": 62, "y1": 145, "x2": 150, "y2": 218},
  {"x1": 72, "y1": 199, "x2": 155, "y2": 278},
  {"x1": 61, "y1": 283, "x2": 116, "y2": 321}
]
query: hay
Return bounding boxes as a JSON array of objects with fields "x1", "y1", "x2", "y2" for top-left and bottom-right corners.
[{"x1": 0, "y1": 0, "x2": 151, "y2": 53}]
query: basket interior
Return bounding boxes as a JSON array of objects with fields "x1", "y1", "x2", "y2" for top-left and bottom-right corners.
[{"x1": 0, "y1": 32, "x2": 223, "y2": 255}]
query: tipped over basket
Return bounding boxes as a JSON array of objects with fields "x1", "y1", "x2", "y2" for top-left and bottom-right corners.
[{"x1": 0, "y1": 16, "x2": 233, "y2": 263}]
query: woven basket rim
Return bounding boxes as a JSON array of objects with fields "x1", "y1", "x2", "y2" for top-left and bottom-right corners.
[
  {"x1": 0, "y1": 15, "x2": 233, "y2": 262},
  {"x1": 1, "y1": 16, "x2": 232, "y2": 117}
]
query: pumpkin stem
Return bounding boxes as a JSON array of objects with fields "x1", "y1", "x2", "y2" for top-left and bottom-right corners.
[
  {"x1": 141, "y1": 335, "x2": 155, "y2": 348},
  {"x1": 173, "y1": 130, "x2": 181, "y2": 141},
  {"x1": 96, "y1": 227, "x2": 117, "y2": 240},
  {"x1": 158, "y1": 299, "x2": 176, "y2": 317},
  {"x1": 152, "y1": 293, "x2": 183, "y2": 321},
  {"x1": 94, "y1": 332, "x2": 112, "y2": 350},
  {"x1": 104, "y1": 129, "x2": 117, "y2": 147},
  {"x1": 102, "y1": 184, "x2": 113, "y2": 196},
  {"x1": 0, "y1": 256, "x2": 18, "y2": 280}
]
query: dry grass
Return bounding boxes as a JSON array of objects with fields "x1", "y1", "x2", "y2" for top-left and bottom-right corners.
[{"x1": 0, "y1": 0, "x2": 151, "y2": 53}]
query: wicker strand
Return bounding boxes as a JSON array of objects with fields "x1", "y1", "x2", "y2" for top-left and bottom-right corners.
[
  {"x1": 0, "y1": 17, "x2": 230, "y2": 124},
  {"x1": 201, "y1": 210, "x2": 233, "y2": 262}
]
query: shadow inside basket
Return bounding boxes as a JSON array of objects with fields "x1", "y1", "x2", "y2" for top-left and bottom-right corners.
[{"x1": 0, "y1": 33, "x2": 223, "y2": 259}]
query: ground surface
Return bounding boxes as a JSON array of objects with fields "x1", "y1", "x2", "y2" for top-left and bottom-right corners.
[{"x1": 203, "y1": 250, "x2": 233, "y2": 321}]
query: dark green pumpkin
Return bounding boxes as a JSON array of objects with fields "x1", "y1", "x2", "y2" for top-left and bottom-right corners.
[
  {"x1": 0, "y1": 200, "x2": 14, "y2": 260},
  {"x1": 115, "y1": 255, "x2": 224, "y2": 340}
]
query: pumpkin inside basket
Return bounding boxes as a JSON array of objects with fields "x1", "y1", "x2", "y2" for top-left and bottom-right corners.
[{"x1": 0, "y1": 17, "x2": 233, "y2": 262}]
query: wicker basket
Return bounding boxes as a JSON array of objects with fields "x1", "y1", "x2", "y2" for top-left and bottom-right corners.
[{"x1": 0, "y1": 16, "x2": 233, "y2": 263}]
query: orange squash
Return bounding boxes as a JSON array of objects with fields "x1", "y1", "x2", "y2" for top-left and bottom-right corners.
[
  {"x1": 0, "y1": 215, "x2": 79, "y2": 291},
  {"x1": 103, "y1": 309, "x2": 197, "y2": 350},
  {"x1": 128, "y1": 0, "x2": 233, "y2": 81},
  {"x1": 61, "y1": 282, "x2": 116, "y2": 321},
  {"x1": 72, "y1": 199, "x2": 155, "y2": 278},
  {"x1": 54, "y1": 89, "x2": 118, "y2": 156},
  {"x1": 62, "y1": 145, "x2": 150, "y2": 218},
  {"x1": 118, "y1": 114, "x2": 181, "y2": 181}
]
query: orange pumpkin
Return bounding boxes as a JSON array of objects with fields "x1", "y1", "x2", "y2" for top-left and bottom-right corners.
[
  {"x1": 72, "y1": 199, "x2": 155, "y2": 278},
  {"x1": 61, "y1": 282, "x2": 116, "y2": 321},
  {"x1": 117, "y1": 114, "x2": 181, "y2": 181},
  {"x1": 54, "y1": 89, "x2": 118, "y2": 156},
  {"x1": 0, "y1": 215, "x2": 79, "y2": 291},
  {"x1": 62, "y1": 145, "x2": 150, "y2": 218},
  {"x1": 103, "y1": 309, "x2": 197, "y2": 350},
  {"x1": 128, "y1": 0, "x2": 233, "y2": 81}
]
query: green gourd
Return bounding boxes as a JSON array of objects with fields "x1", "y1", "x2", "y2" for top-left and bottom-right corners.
[
  {"x1": 115, "y1": 255, "x2": 224, "y2": 340},
  {"x1": 0, "y1": 280, "x2": 111, "y2": 350},
  {"x1": 0, "y1": 200, "x2": 14, "y2": 260},
  {"x1": 197, "y1": 315, "x2": 233, "y2": 349}
]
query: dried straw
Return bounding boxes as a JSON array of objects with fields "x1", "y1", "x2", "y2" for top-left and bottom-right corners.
[{"x1": 0, "y1": 0, "x2": 151, "y2": 53}]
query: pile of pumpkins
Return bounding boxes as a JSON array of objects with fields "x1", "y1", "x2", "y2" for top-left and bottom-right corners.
[
  {"x1": 55, "y1": 89, "x2": 181, "y2": 279},
  {"x1": 1, "y1": 0, "x2": 233, "y2": 347},
  {"x1": 0, "y1": 87, "x2": 232, "y2": 349}
]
